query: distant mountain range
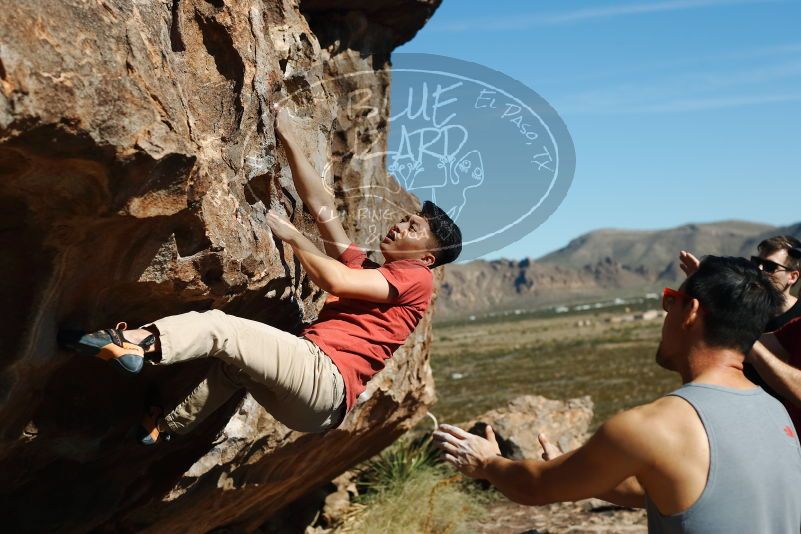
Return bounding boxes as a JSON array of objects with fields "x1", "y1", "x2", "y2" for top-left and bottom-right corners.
[{"x1": 436, "y1": 220, "x2": 801, "y2": 320}]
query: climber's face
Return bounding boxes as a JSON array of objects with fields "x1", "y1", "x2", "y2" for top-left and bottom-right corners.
[{"x1": 380, "y1": 214, "x2": 437, "y2": 266}]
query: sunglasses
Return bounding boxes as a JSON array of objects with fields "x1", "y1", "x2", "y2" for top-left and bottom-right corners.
[
  {"x1": 662, "y1": 287, "x2": 693, "y2": 312},
  {"x1": 750, "y1": 256, "x2": 796, "y2": 274}
]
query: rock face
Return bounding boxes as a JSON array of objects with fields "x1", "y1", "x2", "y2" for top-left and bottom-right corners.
[{"x1": 0, "y1": 0, "x2": 440, "y2": 532}]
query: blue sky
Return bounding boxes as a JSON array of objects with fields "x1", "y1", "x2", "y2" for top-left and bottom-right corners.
[{"x1": 395, "y1": 0, "x2": 801, "y2": 260}]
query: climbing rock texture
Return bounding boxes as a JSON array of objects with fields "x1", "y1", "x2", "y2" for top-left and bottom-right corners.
[
  {"x1": 0, "y1": 0, "x2": 441, "y2": 532},
  {"x1": 465, "y1": 395, "x2": 594, "y2": 460}
]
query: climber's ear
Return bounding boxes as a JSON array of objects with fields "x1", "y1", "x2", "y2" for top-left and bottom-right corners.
[{"x1": 420, "y1": 251, "x2": 436, "y2": 267}]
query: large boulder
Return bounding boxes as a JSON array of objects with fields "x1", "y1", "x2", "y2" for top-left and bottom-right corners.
[
  {"x1": 0, "y1": 0, "x2": 441, "y2": 532},
  {"x1": 465, "y1": 395, "x2": 594, "y2": 460}
]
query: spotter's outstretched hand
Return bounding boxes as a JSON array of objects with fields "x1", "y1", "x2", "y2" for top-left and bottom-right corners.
[
  {"x1": 433, "y1": 423, "x2": 501, "y2": 478},
  {"x1": 538, "y1": 432, "x2": 564, "y2": 461}
]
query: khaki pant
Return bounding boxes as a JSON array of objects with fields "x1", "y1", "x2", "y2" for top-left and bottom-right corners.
[{"x1": 150, "y1": 310, "x2": 345, "y2": 434}]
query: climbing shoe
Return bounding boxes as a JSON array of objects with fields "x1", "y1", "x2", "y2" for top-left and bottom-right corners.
[
  {"x1": 137, "y1": 405, "x2": 171, "y2": 446},
  {"x1": 59, "y1": 322, "x2": 155, "y2": 374}
]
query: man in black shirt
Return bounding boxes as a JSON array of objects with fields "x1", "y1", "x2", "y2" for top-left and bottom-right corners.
[
  {"x1": 680, "y1": 236, "x2": 800, "y2": 329},
  {"x1": 752, "y1": 236, "x2": 801, "y2": 331}
]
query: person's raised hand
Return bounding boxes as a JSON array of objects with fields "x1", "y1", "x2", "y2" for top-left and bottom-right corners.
[
  {"x1": 433, "y1": 423, "x2": 502, "y2": 479},
  {"x1": 679, "y1": 250, "x2": 701, "y2": 277},
  {"x1": 274, "y1": 104, "x2": 296, "y2": 144},
  {"x1": 266, "y1": 209, "x2": 300, "y2": 242},
  {"x1": 538, "y1": 432, "x2": 563, "y2": 461}
]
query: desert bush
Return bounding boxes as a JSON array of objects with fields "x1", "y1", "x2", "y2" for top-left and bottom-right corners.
[{"x1": 336, "y1": 433, "x2": 487, "y2": 533}]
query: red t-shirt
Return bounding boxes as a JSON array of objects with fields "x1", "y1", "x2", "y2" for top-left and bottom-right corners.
[
  {"x1": 302, "y1": 244, "x2": 434, "y2": 411},
  {"x1": 775, "y1": 317, "x2": 801, "y2": 430}
]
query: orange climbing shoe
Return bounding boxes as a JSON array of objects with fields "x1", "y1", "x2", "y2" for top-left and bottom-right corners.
[{"x1": 59, "y1": 322, "x2": 154, "y2": 374}]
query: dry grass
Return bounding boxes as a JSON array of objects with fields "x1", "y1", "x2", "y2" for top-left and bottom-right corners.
[
  {"x1": 332, "y1": 435, "x2": 489, "y2": 534},
  {"x1": 335, "y1": 465, "x2": 485, "y2": 534},
  {"x1": 431, "y1": 307, "x2": 677, "y2": 427}
]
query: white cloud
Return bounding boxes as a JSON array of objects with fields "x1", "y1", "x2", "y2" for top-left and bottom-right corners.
[
  {"x1": 594, "y1": 93, "x2": 801, "y2": 113},
  {"x1": 523, "y1": 41, "x2": 801, "y2": 90},
  {"x1": 435, "y1": 0, "x2": 785, "y2": 32},
  {"x1": 553, "y1": 58, "x2": 801, "y2": 114}
]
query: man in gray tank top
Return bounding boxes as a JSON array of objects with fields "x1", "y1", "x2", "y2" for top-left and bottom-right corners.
[{"x1": 434, "y1": 256, "x2": 801, "y2": 533}]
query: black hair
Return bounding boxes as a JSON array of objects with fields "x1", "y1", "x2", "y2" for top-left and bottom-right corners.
[
  {"x1": 758, "y1": 235, "x2": 801, "y2": 271},
  {"x1": 420, "y1": 201, "x2": 462, "y2": 268},
  {"x1": 683, "y1": 256, "x2": 783, "y2": 355}
]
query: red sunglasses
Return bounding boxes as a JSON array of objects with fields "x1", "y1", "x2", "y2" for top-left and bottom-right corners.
[{"x1": 662, "y1": 287, "x2": 697, "y2": 312}]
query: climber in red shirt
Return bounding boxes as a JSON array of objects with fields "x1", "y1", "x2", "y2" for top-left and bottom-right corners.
[{"x1": 61, "y1": 107, "x2": 462, "y2": 444}]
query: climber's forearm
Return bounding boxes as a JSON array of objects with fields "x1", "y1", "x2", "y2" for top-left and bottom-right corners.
[
  {"x1": 284, "y1": 231, "x2": 345, "y2": 293},
  {"x1": 280, "y1": 135, "x2": 351, "y2": 258},
  {"x1": 281, "y1": 135, "x2": 333, "y2": 213}
]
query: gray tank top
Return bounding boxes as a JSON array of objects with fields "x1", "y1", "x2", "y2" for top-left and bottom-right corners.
[{"x1": 646, "y1": 383, "x2": 801, "y2": 534}]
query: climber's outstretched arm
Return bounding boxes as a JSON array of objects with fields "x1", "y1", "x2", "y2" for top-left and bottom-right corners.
[
  {"x1": 275, "y1": 107, "x2": 351, "y2": 259},
  {"x1": 267, "y1": 210, "x2": 397, "y2": 303}
]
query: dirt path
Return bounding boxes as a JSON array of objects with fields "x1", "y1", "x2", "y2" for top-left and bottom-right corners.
[{"x1": 467, "y1": 500, "x2": 647, "y2": 534}]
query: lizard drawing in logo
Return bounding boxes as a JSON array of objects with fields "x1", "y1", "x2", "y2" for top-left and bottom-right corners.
[{"x1": 388, "y1": 148, "x2": 485, "y2": 222}]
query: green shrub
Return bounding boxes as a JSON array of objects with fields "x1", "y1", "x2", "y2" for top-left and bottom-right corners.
[
  {"x1": 337, "y1": 434, "x2": 486, "y2": 533},
  {"x1": 356, "y1": 433, "x2": 440, "y2": 495}
]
